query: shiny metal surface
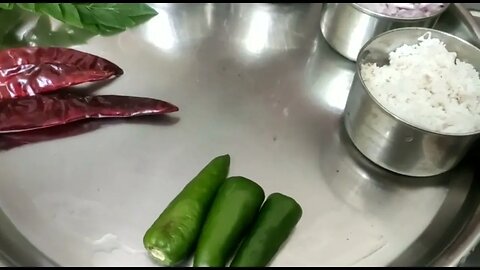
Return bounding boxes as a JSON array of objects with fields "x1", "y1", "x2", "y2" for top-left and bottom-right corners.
[
  {"x1": 344, "y1": 27, "x2": 480, "y2": 177},
  {"x1": 457, "y1": 8, "x2": 480, "y2": 268},
  {"x1": 436, "y1": 3, "x2": 480, "y2": 48},
  {"x1": 437, "y1": 5, "x2": 480, "y2": 266},
  {"x1": 0, "y1": 3, "x2": 479, "y2": 267},
  {"x1": 320, "y1": 3, "x2": 448, "y2": 61}
]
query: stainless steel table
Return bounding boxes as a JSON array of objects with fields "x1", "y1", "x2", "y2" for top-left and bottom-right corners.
[{"x1": 0, "y1": 3, "x2": 480, "y2": 267}]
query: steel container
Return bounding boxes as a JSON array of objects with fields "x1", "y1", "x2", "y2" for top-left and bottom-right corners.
[
  {"x1": 320, "y1": 3, "x2": 449, "y2": 61},
  {"x1": 344, "y1": 27, "x2": 480, "y2": 177}
]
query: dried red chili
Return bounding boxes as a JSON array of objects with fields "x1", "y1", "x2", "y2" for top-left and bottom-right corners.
[
  {"x1": 0, "y1": 47, "x2": 123, "y2": 99},
  {"x1": 0, "y1": 94, "x2": 179, "y2": 133}
]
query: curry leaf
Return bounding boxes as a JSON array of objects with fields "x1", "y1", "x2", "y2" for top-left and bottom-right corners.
[
  {"x1": 16, "y1": 3, "x2": 36, "y2": 12},
  {"x1": 0, "y1": 3, "x2": 157, "y2": 36},
  {"x1": 58, "y1": 3, "x2": 83, "y2": 29},
  {"x1": 0, "y1": 3, "x2": 14, "y2": 10}
]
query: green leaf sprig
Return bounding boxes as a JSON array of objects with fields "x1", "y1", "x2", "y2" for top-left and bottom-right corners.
[{"x1": 0, "y1": 3, "x2": 158, "y2": 35}]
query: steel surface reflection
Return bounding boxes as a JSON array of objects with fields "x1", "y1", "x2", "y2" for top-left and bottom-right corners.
[
  {"x1": 227, "y1": 3, "x2": 322, "y2": 56},
  {"x1": 144, "y1": 9, "x2": 177, "y2": 51},
  {"x1": 304, "y1": 33, "x2": 355, "y2": 113},
  {"x1": 243, "y1": 9, "x2": 272, "y2": 54},
  {"x1": 141, "y1": 4, "x2": 217, "y2": 52}
]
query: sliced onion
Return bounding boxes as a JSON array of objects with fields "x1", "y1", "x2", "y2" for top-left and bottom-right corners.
[{"x1": 356, "y1": 3, "x2": 445, "y2": 19}]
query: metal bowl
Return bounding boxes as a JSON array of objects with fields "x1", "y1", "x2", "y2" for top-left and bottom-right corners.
[
  {"x1": 319, "y1": 3, "x2": 450, "y2": 61},
  {"x1": 344, "y1": 27, "x2": 480, "y2": 177}
]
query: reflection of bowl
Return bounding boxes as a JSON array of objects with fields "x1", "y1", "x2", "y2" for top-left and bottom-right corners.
[
  {"x1": 227, "y1": 3, "x2": 323, "y2": 56},
  {"x1": 304, "y1": 33, "x2": 356, "y2": 113},
  {"x1": 140, "y1": 3, "x2": 218, "y2": 52},
  {"x1": 319, "y1": 3, "x2": 450, "y2": 61},
  {"x1": 344, "y1": 27, "x2": 480, "y2": 177}
]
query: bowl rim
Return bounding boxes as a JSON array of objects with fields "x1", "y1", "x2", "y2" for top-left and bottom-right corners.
[
  {"x1": 355, "y1": 27, "x2": 480, "y2": 138},
  {"x1": 350, "y1": 3, "x2": 451, "y2": 21}
]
